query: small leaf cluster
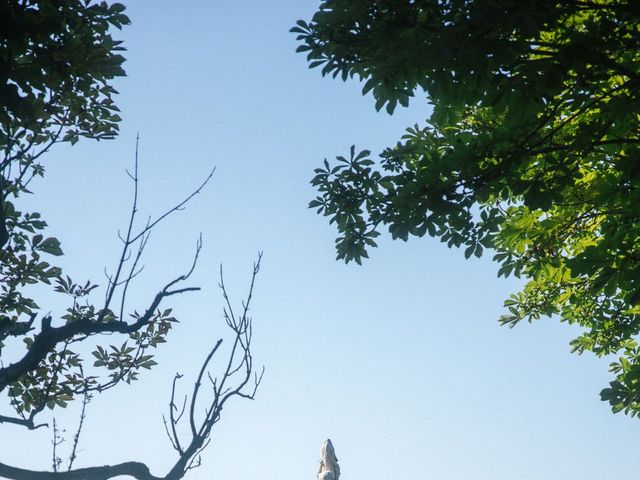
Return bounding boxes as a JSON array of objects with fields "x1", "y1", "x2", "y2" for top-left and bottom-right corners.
[
  {"x1": 310, "y1": 146, "x2": 381, "y2": 264},
  {"x1": 9, "y1": 343, "x2": 84, "y2": 414},
  {"x1": 0, "y1": 202, "x2": 62, "y2": 352},
  {"x1": 90, "y1": 308, "x2": 176, "y2": 387}
]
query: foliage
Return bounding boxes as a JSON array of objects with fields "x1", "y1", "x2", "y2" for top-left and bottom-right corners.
[
  {"x1": 1, "y1": 0, "x2": 132, "y2": 427},
  {"x1": 0, "y1": 0, "x2": 127, "y2": 149},
  {"x1": 0, "y1": 2, "x2": 262, "y2": 479},
  {"x1": 295, "y1": 0, "x2": 640, "y2": 415}
]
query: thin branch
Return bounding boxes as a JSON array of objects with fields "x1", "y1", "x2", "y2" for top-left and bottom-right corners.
[
  {"x1": 161, "y1": 254, "x2": 263, "y2": 480},
  {"x1": 128, "y1": 170, "x2": 215, "y2": 245},
  {"x1": 119, "y1": 230, "x2": 150, "y2": 321},
  {"x1": 51, "y1": 418, "x2": 63, "y2": 472},
  {"x1": 164, "y1": 373, "x2": 185, "y2": 454},
  {"x1": 189, "y1": 339, "x2": 224, "y2": 438},
  {"x1": 103, "y1": 133, "x2": 142, "y2": 311},
  {"x1": 67, "y1": 392, "x2": 91, "y2": 471}
]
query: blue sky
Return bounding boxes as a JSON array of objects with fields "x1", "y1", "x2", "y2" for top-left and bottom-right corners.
[{"x1": 4, "y1": 2, "x2": 640, "y2": 479}]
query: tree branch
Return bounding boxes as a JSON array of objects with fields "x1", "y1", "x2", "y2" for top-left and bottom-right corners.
[
  {"x1": 0, "y1": 461, "x2": 163, "y2": 480},
  {"x1": 161, "y1": 253, "x2": 264, "y2": 480},
  {"x1": 0, "y1": 282, "x2": 199, "y2": 392},
  {"x1": 0, "y1": 414, "x2": 47, "y2": 430}
]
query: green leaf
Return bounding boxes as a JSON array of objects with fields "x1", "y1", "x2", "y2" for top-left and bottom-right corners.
[{"x1": 39, "y1": 237, "x2": 63, "y2": 256}]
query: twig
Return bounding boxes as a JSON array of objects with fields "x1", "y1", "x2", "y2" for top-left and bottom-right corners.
[{"x1": 67, "y1": 392, "x2": 91, "y2": 471}]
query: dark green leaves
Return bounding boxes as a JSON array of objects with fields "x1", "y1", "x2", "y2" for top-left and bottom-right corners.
[
  {"x1": 0, "y1": 0, "x2": 130, "y2": 160},
  {"x1": 0, "y1": 0, "x2": 135, "y2": 419},
  {"x1": 39, "y1": 237, "x2": 63, "y2": 256}
]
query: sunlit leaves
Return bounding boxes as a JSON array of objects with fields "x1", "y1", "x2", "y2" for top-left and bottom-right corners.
[{"x1": 298, "y1": 0, "x2": 640, "y2": 416}]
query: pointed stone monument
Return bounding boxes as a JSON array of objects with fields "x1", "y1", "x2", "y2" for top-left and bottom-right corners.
[{"x1": 317, "y1": 438, "x2": 340, "y2": 480}]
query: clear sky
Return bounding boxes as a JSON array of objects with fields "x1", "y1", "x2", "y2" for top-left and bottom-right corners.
[{"x1": 4, "y1": 2, "x2": 640, "y2": 479}]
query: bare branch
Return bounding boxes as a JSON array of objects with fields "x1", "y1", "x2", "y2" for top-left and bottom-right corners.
[
  {"x1": 164, "y1": 373, "x2": 185, "y2": 454},
  {"x1": 67, "y1": 392, "x2": 91, "y2": 471},
  {"x1": 119, "y1": 230, "x2": 150, "y2": 321},
  {"x1": 128, "y1": 171, "x2": 215, "y2": 245},
  {"x1": 160, "y1": 254, "x2": 264, "y2": 479},
  {"x1": 189, "y1": 339, "x2": 224, "y2": 438},
  {"x1": 51, "y1": 418, "x2": 63, "y2": 472},
  {"x1": 102, "y1": 133, "x2": 142, "y2": 311}
]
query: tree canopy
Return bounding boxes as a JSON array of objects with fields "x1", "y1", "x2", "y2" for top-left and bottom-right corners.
[
  {"x1": 1, "y1": 2, "x2": 262, "y2": 479},
  {"x1": 1, "y1": 0, "x2": 131, "y2": 423},
  {"x1": 294, "y1": 0, "x2": 640, "y2": 416}
]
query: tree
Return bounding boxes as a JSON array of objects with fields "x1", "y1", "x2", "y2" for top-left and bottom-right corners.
[
  {"x1": 294, "y1": 0, "x2": 640, "y2": 416},
  {"x1": 0, "y1": 0, "x2": 128, "y2": 246},
  {"x1": 1, "y1": 2, "x2": 263, "y2": 478}
]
